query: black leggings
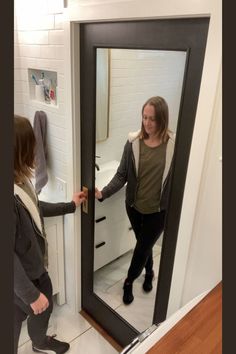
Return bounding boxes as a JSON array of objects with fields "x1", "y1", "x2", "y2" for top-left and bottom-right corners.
[
  {"x1": 126, "y1": 203, "x2": 165, "y2": 282},
  {"x1": 14, "y1": 272, "x2": 53, "y2": 354}
]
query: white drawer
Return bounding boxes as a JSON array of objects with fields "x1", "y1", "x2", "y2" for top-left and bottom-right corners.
[
  {"x1": 95, "y1": 188, "x2": 126, "y2": 222},
  {"x1": 94, "y1": 218, "x2": 135, "y2": 271}
]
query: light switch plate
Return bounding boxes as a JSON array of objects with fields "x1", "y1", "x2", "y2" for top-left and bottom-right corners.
[{"x1": 55, "y1": 177, "x2": 67, "y2": 198}]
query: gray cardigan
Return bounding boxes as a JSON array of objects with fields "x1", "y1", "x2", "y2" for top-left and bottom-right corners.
[
  {"x1": 14, "y1": 194, "x2": 76, "y2": 305},
  {"x1": 101, "y1": 130, "x2": 175, "y2": 211}
]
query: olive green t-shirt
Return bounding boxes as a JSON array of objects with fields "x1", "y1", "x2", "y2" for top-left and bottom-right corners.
[{"x1": 134, "y1": 139, "x2": 167, "y2": 214}]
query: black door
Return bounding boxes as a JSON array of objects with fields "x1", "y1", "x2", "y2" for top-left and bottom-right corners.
[{"x1": 80, "y1": 18, "x2": 209, "y2": 346}]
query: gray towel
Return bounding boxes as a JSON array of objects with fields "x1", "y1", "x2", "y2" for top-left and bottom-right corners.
[{"x1": 33, "y1": 111, "x2": 48, "y2": 194}]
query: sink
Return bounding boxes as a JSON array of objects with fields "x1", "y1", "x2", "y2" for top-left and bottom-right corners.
[{"x1": 95, "y1": 160, "x2": 119, "y2": 190}]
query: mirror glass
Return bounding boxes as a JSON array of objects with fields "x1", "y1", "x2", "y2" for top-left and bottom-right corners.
[
  {"x1": 94, "y1": 48, "x2": 186, "y2": 331},
  {"x1": 96, "y1": 48, "x2": 110, "y2": 142}
]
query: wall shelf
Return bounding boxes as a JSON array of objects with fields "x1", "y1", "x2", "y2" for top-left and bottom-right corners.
[{"x1": 28, "y1": 68, "x2": 58, "y2": 106}]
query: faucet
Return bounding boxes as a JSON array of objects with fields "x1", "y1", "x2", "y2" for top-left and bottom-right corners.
[{"x1": 95, "y1": 155, "x2": 101, "y2": 171}]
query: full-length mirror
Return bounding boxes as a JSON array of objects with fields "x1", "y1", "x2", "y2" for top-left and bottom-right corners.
[
  {"x1": 80, "y1": 18, "x2": 209, "y2": 347},
  {"x1": 94, "y1": 48, "x2": 186, "y2": 331}
]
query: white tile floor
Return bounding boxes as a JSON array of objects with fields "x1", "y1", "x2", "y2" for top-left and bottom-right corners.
[
  {"x1": 18, "y1": 244, "x2": 161, "y2": 354},
  {"x1": 18, "y1": 303, "x2": 119, "y2": 354},
  {"x1": 94, "y1": 244, "x2": 162, "y2": 332}
]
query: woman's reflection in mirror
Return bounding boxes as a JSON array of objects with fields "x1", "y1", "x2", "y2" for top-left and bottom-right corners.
[{"x1": 95, "y1": 96, "x2": 175, "y2": 305}]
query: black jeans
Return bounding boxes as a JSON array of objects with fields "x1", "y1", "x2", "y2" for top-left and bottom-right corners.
[
  {"x1": 126, "y1": 203, "x2": 165, "y2": 282},
  {"x1": 14, "y1": 272, "x2": 53, "y2": 354}
]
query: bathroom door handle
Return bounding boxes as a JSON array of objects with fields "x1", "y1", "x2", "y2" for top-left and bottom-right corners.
[
  {"x1": 95, "y1": 216, "x2": 106, "y2": 223},
  {"x1": 95, "y1": 241, "x2": 106, "y2": 249},
  {"x1": 82, "y1": 186, "x2": 88, "y2": 214}
]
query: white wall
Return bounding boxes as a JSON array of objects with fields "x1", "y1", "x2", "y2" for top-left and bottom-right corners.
[
  {"x1": 181, "y1": 68, "x2": 222, "y2": 305},
  {"x1": 14, "y1": 0, "x2": 221, "y2": 315}
]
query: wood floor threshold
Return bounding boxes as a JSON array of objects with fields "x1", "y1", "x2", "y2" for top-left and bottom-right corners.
[
  {"x1": 80, "y1": 310, "x2": 123, "y2": 352},
  {"x1": 80, "y1": 283, "x2": 221, "y2": 353},
  {"x1": 147, "y1": 282, "x2": 222, "y2": 354}
]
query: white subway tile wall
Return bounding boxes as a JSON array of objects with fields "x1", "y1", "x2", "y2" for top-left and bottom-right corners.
[
  {"x1": 48, "y1": 30, "x2": 64, "y2": 45},
  {"x1": 14, "y1": 1, "x2": 185, "y2": 192},
  {"x1": 96, "y1": 49, "x2": 186, "y2": 165},
  {"x1": 14, "y1": 0, "x2": 67, "y2": 188},
  {"x1": 54, "y1": 14, "x2": 65, "y2": 30}
]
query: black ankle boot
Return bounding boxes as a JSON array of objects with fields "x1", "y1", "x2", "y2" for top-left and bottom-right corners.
[
  {"x1": 143, "y1": 271, "x2": 154, "y2": 292},
  {"x1": 32, "y1": 335, "x2": 70, "y2": 354},
  {"x1": 123, "y1": 279, "x2": 134, "y2": 304}
]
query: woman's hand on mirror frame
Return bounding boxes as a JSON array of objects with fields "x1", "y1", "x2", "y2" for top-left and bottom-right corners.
[
  {"x1": 72, "y1": 191, "x2": 87, "y2": 206},
  {"x1": 95, "y1": 187, "x2": 103, "y2": 200}
]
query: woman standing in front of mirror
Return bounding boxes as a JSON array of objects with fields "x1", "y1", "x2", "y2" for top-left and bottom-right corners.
[
  {"x1": 14, "y1": 116, "x2": 86, "y2": 354},
  {"x1": 95, "y1": 96, "x2": 175, "y2": 305}
]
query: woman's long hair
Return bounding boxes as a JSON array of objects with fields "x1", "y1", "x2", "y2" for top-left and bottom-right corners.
[
  {"x1": 140, "y1": 96, "x2": 169, "y2": 143},
  {"x1": 14, "y1": 115, "x2": 36, "y2": 184}
]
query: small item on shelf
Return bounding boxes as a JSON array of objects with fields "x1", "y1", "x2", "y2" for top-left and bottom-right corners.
[
  {"x1": 44, "y1": 86, "x2": 51, "y2": 103},
  {"x1": 35, "y1": 85, "x2": 45, "y2": 102},
  {"x1": 38, "y1": 72, "x2": 45, "y2": 86},
  {"x1": 38, "y1": 72, "x2": 46, "y2": 102},
  {"x1": 49, "y1": 79, "x2": 57, "y2": 105},
  {"x1": 38, "y1": 72, "x2": 50, "y2": 103},
  {"x1": 31, "y1": 74, "x2": 38, "y2": 85}
]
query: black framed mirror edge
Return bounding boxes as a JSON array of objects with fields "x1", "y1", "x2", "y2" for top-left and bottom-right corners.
[
  {"x1": 80, "y1": 17, "x2": 210, "y2": 347},
  {"x1": 153, "y1": 19, "x2": 210, "y2": 324},
  {"x1": 152, "y1": 47, "x2": 191, "y2": 323}
]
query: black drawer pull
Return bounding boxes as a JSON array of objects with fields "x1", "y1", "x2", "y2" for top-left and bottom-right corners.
[
  {"x1": 95, "y1": 241, "x2": 106, "y2": 249},
  {"x1": 95, "y1": 216, "x2": 106, "y2": 223}
]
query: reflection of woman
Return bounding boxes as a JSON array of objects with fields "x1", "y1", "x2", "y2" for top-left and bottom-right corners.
[
  {"x1": 14, "y1": 116, "x2": 86, "y2": 353},
  {"x1": 95, "y1": 96, "x2": 175, "y2": 305}
]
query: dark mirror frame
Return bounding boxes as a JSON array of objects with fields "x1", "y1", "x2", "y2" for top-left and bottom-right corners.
[{"x1": 80, "y1": 18, "x2": 209, "y2": 347}]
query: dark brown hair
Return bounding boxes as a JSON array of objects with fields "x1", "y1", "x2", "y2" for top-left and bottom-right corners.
[
  {"x1": 141, "y1": 96, "x2": 169, "y2": 143},
  {"x1": 14, "y1": 115, "x2": 36, "y2": 184}
]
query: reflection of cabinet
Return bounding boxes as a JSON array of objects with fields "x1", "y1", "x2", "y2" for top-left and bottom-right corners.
[
  {"x1": 44, "y1": 216, "x2": 65, "y2": 305},
  {"x1": 94, "y1": 188, "x2": 135, "y2": 271}
]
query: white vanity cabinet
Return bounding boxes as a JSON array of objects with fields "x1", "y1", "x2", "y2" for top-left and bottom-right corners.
[
  {"x1": 94, "y1": 188, "x2": 135, "y2": 271},
  {"x1": 44, "y1": 216, "x2": 65, "y2": 305}
]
